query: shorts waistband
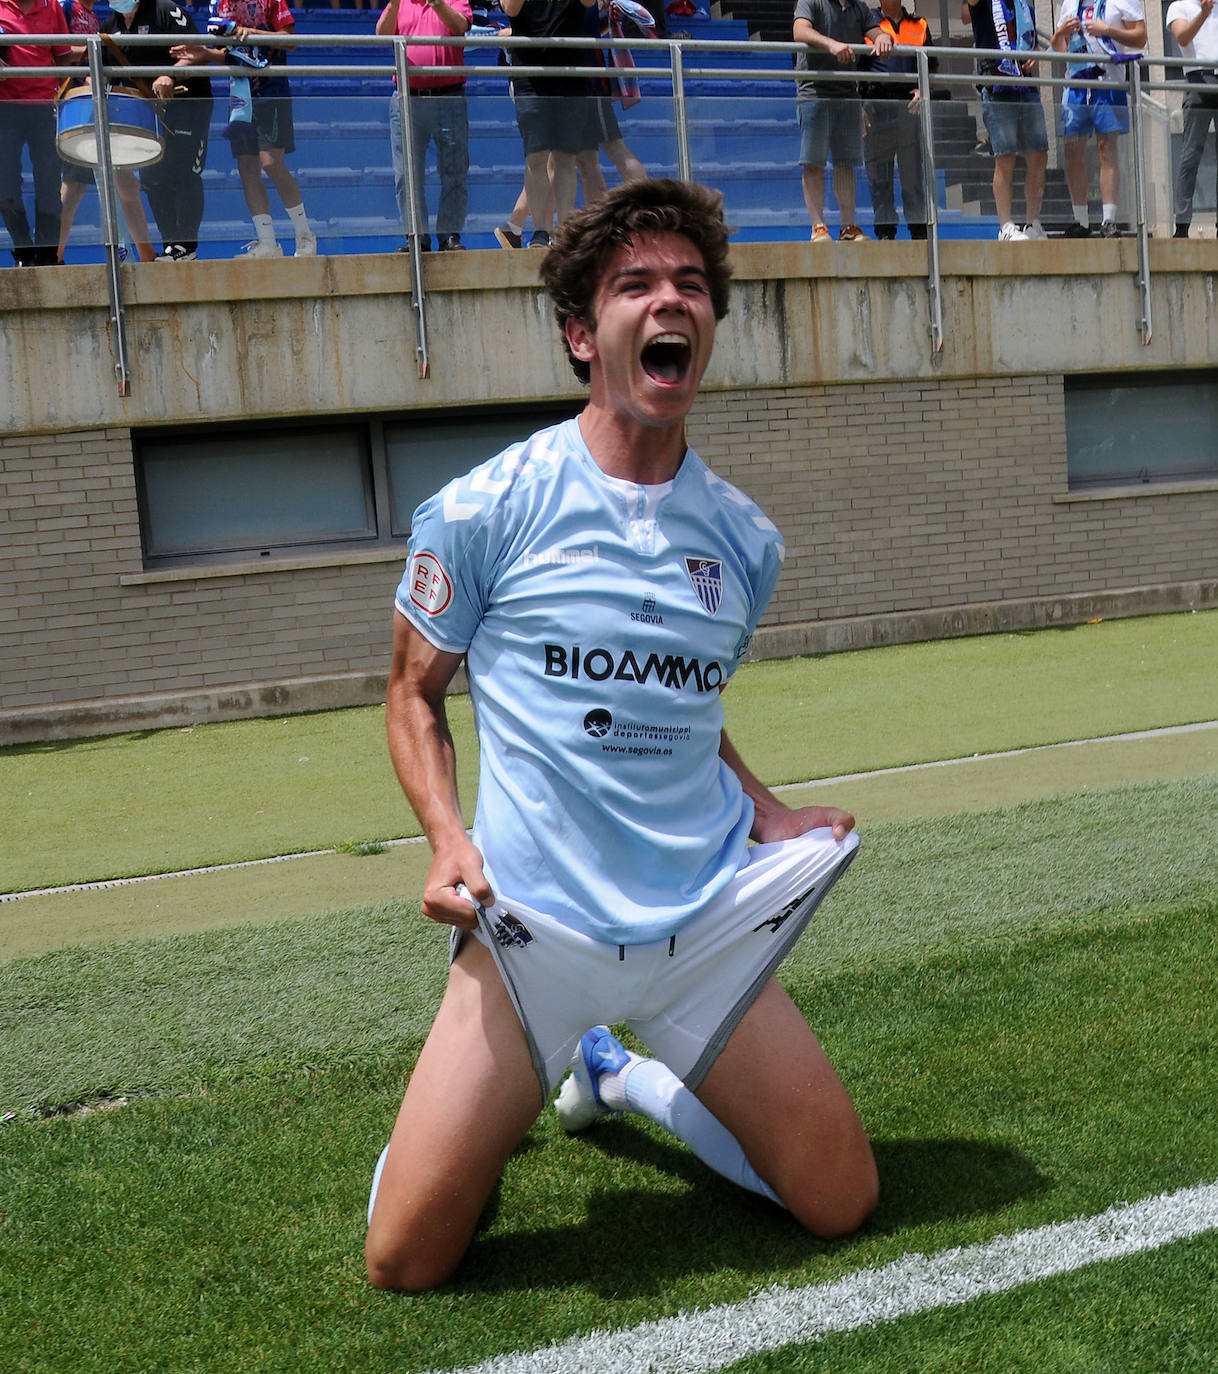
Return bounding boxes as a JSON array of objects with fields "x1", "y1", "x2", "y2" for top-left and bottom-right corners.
[{"x1": 410, "y1": 81, "x2": 466, "y2": 97}]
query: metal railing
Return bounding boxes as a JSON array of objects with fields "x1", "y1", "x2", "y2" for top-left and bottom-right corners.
[{"x1": 2, "y1": 30, "x2": 1210, "y2": 385}]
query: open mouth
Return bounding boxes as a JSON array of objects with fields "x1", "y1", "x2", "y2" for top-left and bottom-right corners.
[{"x1": 640, "y1": 333, "x2": 692, "y2": 386}]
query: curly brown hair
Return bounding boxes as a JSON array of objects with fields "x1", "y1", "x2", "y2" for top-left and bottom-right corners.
[{"x1": 539, "y1": 179, "x2": 733, "y2": 385}]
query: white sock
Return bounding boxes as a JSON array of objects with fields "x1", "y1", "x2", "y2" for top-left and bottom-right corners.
[
  {"x1": 619, "y1": 1059, "x2": 785, "y2": 1207},
  {"x1": 287, "y1": 201, "x2": 310, "y2": 235},
  {"x1": 252, "y1": 213, "x2": 276, "y2": 245},
  {"x1": 1102, "y1": 202, "x2": 1118, "y2": 223},
  {"x1": 367, "y1": 1143, "x2": 389, "y2": 1226},
  {"x1": 1072, "y1": 204, "x2": 1089, "y2": 228}
]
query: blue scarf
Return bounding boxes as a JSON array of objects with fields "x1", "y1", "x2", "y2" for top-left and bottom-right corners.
[
  {"x1": 991, "y1": 0, "x2": 1037, "y2": 84},
  {"x1": 1065, "y1": 0, "x2": 1140, "y2": 76}
]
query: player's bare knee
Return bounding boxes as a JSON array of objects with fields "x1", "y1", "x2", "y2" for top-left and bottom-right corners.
[{"x1": 365, "y1": 1235, "x2": 457, "y2": 1294}]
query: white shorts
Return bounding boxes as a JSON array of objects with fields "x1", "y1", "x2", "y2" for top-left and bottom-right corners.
[{"x1": 458, "y1": 827, "x2": 860, "y2": 1095}]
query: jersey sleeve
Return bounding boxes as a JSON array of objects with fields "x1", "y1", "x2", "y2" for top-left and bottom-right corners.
[{"x1": 393, "y1": 443, "x2": 530, "y2": 653}]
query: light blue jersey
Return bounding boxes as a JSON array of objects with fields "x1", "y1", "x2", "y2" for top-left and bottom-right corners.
[{"x1": 395, "y1": 418, "x2": 785, "y2": 945}]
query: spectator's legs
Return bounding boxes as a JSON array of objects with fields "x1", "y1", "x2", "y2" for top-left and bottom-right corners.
[
  {"x1": 433, "y1": 94, "x2": 469, "y2": 240},
  {"x1": 1174, "y1": 102, "x2": 1211, "y2": 229},
  {"x1": 896, "y1": 107, "x2": 926, "y2": 230},
  {"x1": 58, "y1": 178, "x2": 90, "y2": 264},
  {"x1": 576, "y1": 147, "x2": 608, "y2": 204},
  {"x1": 832, "y1": 163, "x2": 857, "y2": 226},
  {"x1": 1023, "y1": 147, "x2": 1046, "y2": 224},
  {"x1": 29, "y1": 105, "x2": 62, "y2": 264},
  {"x1": 115, "y1": 170, "x2": 156, "y2": 261},
  {"x1": 1095, "y1": 130, "x2": 1120, "y2": 215},
  {"x1": 408, "y1": 98, "x2": 434, "y2": 239},
  {"x1": 550, "y1": 149, "x2": 578, "y2": 223},
  {"x1": 259, "y1": 147, "x2": 306, "y2": 216},
  {"x1": 801, "y1": 162, "x2": 828, "y2": 225},
  {"x1": 992, "y1": 152, "x2": 1017, "y2": 226},
  {"x1": 602, "y1": 138, "x2": 645, "y2": 182},
  {"x1": 863, "y1": 107, "x2": 898, "y2": 236},
  {"x1": 1062, "y1": 136, "x2": 1088, "y2": 215},
  {"x1": 237, "y1": 152, "x2": 274, "y2": 219},
  {"x1": 389, "y1": 93, "x2": 409, "y2": 233},
  {"x1": 522, "y1": 148, "x2": 552, "y2": 233}
]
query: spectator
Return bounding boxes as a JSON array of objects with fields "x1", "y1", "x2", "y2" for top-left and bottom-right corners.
[
  {"x1": 964, "y1": 0, "x2": 1048, "y2": 240},
  {"x1": 499, "y1": 0, "x2": 598, "y2": 249},
  {"x1": 56, "y1": 0, "x2": 158, "y2": 263},
  {"x1": 863, "y1": 0, "x2": 934, "y2": 240},
  {"x1": 1051, "y1": 0, "x2": 1145, "y2": 238},
  {"x1": 103, "y1": 0, "x2": 213, "y2": 262},
  {"x1": 0, "y1": 0, "x2": 71, "y2": 266},
  {"x1": 794, "y1": 0, "x2": 893, "y2": 242},
  {"x1": 175, "y1": 0, "x2": 317, "y2": 258},
  {"x1": 376, "y1": 0, "x2": 471, "y2": 253},
  {"x1": 1167, "y1": 0, "x2": 1218, "y2": 238}
]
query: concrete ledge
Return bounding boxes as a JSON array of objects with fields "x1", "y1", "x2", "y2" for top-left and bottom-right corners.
[{"x1": 4, "y1": 582, "x2": 1214, "y2": 747}]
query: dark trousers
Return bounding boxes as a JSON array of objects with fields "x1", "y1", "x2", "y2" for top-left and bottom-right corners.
[
  {"x1": 864, "y1": 99, "x2": 927, "y2": 237},
  {"x1": 140, "y1": 94, "x2": 213, "y2": 252},
  {"x1": 0, "y1": 100, "x2": 61, "y2": 265},
  {"x1": 389, "y1": 91, "x2": 470, "y2": 241},
  {"x1": 1174, "y1": 87, "x2": 1218, "y2": 226}
]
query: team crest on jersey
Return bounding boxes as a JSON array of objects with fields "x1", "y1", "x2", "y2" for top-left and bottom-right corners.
[
  {"x1": 491, "y1": 913, "x2": 534, "y2": 949},
  {"x1": 408, "y1": 551, "x2": 452, "y2": 616},
  {"x1": 684, "y1": 557, "x2": 723, "y2": 616}
]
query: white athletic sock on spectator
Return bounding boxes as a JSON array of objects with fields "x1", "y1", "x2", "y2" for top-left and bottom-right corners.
[
  {"x1": 253, "y1": 213, "x2": 276, "y2": 245},
  {"x1": 1072, "y1": 204, "x2": 1089, "y2": 228},
  {"x1": 1102, "y1": 202, "x2": 1118, "y2": 223},
  {"x1": 287, "y1": 202, "x2": 310, "y2": 234},
  {"x1": 621, "y1": 1058, "x2": 785, "y2": 1206}
]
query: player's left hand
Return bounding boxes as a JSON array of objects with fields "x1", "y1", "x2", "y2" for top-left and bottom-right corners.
[{"x1": 753, "y1": 803, "x2": 855, "y2": 844}]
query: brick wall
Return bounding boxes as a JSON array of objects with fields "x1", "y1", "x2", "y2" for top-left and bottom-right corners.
[{"x1": 3, "y1": 373, "x2": 1216, "y2": 733}]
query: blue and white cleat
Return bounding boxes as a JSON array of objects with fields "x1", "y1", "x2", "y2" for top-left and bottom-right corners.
[{"x1": 554, "y1": 1025, "x2": 632, "y2": 1132}]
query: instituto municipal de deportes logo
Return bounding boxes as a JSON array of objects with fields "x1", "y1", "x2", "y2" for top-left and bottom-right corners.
[
  {"x1": 685, "y1": 556, "x2": 723, "y2": 615},
  {"x1": 583, "y1": 709, "x2": 612, "y2": 738}
]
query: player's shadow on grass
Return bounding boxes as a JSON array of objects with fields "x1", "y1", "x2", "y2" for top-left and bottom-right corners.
[{"x1": 456, "y1": 1128, "x2": 1050, "y2": 1296}]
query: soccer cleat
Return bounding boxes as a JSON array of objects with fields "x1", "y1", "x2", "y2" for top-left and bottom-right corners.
[
  {"x1": 998, "y1": 221, "x2": 1028, "y2": 241},
  {"x1": 493, "y1": 222, "x2": 523, "y2": 249},
  {"x1": 810, "y1": 222, "x2": 831, "y2": 243},
  {"x1": 838, "y1": 224, "x2": 868, "y2": 242},
  {"x1": 554, "y1": 1025, "x2": 632, "y2": 1132},
  {"x1": 238, "y1": 239, "x2": 283, "y2": 259},
  {"x1": 294, "y1": 232, "x2": 318, "y2": 257}
]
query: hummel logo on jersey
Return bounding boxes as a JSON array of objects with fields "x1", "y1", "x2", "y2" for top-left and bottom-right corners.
[
  {"x1": 752, "y1": 890, "x2": 812, "y2": 935},
  {"x1": 491, "y1": 913, "x2": 534, "y2": 949},
  {"x1": 685, "y1": 557, "x2": 723, "y2": 615}
]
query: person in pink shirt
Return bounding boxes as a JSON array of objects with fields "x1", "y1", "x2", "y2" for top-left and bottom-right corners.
[
  {"x1": 0, "y1": 0, "x2": 71, "y2": 265},
  {"x1": 375, "y1": 0, "x2": 471, "y2": 252}
]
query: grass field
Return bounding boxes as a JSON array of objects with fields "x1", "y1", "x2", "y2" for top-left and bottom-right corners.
[{"x1": 2, "y1": 614, "x2": 1217, "y2": 1373}]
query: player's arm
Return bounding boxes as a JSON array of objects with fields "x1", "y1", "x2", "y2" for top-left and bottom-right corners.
[
  {"x1": 387, "y1": 609, "x2": 492, "y2": 928},
  {"x1": 719, "y1": 730, "x2": 855, "y2": 844}
]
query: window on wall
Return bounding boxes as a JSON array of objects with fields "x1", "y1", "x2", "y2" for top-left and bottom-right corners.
[
  {"x1": 135, "y1": 405, "x2": 574, "y2": 568},
  {"x1": 1064, "y1": 373, "x2": 1218, "y2": 490}
]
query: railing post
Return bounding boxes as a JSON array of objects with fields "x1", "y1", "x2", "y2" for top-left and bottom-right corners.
[
  {"x1": 394, "y1": 39, "x2": 431, "y2": 379},
  {"x1": 916, "y1": 48, "x2": 944, "y2": 354},
  {"x1": 670, "y1": 42, "x2": 692, "y2": 181},
  {"x1": 88, "y1": 35, "x2": 133, "y2": 397},
  {"x1": 1128, "y1": 58, "x2": 1152, "y2": 345}
]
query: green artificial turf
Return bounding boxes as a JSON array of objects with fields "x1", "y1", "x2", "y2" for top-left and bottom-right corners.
[{"x1": 2, "y1": 611, "x2": 1215, "y2": 894}]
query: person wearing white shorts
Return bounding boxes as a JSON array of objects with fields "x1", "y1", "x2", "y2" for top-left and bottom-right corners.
[{"x1": 365, "y1": 179, "x2": 878, "y2": 1292}]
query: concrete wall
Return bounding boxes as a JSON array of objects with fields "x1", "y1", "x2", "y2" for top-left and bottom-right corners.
[{"x1": 3, "y1": 240, "x2": 1217, "y2": 743}]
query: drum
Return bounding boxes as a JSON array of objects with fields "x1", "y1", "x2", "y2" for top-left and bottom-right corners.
[{"x1": 56, "y1": 86, "x2": 164, "y2": 169}]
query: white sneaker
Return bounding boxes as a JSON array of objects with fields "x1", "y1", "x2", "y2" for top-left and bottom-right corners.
[
  {"x1": 238, "y1": 239, "x2": 283, "y2": 260},
  {"x1": 998, "y1": 221, "x2": 1028, "y2": 241},
  {"x1": 1023, "y1": 220, "x2": 1048, "y2": 240},
  {"x1": 294, "y1": 232, "x2": 318, "y2": 257}
]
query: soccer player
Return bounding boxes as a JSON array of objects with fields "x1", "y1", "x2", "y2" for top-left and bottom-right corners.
[{"x1": 365, "y1": 178, "x2": 878, "y2": 1293}]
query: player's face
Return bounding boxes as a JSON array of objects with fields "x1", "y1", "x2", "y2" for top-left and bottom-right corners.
[{"x1": 567, "y1": 231, "x2": 717, "y2": 433}]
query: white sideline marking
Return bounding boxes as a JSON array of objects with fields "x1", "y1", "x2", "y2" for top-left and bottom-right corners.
[
  {"x1": 4, "y1": 721, "x2": 1214, "y2": 903},
  {"x1": 430, "y1": 1179, "x2": 1218, "y2": 1374}
]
